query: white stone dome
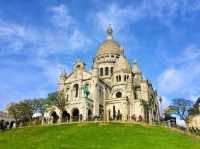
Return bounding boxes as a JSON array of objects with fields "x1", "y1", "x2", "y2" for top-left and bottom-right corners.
[
  {"x1": 113, "y1": 55, "x2": 131, "y2": 73},
  {"x1": 95, "y1": 25, "x2": 122, "y2": 57},
  {"x1": 96, "y1": 40, "x2": 121, "y2": 56}
]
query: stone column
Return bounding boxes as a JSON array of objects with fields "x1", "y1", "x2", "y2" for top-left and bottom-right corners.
[
  {"x1": 81, "y1": 97, "x2": 88, "y2": 121},
  {"x1": 103, "y1": 87, "x2": 106, "y2": 121},
  {"x1": 58, "y1": 111, "x2": 62, "y2": 123}
]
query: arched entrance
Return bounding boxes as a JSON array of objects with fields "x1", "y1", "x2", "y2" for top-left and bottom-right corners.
[
  {"x1": 51, "y1": 111, "x2": 59, "y2": 123},
  {"x1": 71, "y1": 108, "x2": 79, "y2": 122},
  {"x1": 62, "y1": 111, "x2": 70, "y2": 122},
  {"x1": 88, "y1": 109, "x2": 92, "y2": 121}
]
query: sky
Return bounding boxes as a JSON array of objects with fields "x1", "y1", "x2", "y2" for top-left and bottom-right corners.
[{"x1": 0, "y1": 0, "x2": 200, "y2": 110}]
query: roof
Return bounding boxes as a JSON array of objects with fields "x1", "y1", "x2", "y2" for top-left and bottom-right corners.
[
  {"x1": 95, "y1": 25, "x2": 122, "y2": 57},
  {"x1": 113, "y1": 55, "x2": 131, "y2": 73},
  {"x1": 96, "y1": 40, "x2": 121, "y2": 56}
]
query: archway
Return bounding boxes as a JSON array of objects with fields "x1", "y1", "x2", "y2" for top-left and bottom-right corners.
[
  {"x1": 62, "y1": 111, "x2": 70, "y2": 122},
  {"x1": 88, "y1": 109, "x2": 92, "y2": 121},
  {"x1": 51, "y1": 111, "x2": 59, "y2": 123},
  {"x1": 71, "y1": 108, "x2": 79, "y2": 121}
]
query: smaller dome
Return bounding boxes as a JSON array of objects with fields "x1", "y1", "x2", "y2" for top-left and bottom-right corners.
[
  {"x1": 132, "y1": 60, "x2": 141, "y2": 74},
  {"x1": 113, "y1": 55, "x2": 131, "y2": 73}
]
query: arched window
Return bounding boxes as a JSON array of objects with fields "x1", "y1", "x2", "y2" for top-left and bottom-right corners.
[
  {"x1": 66, "y1": 94, "x2": 69, "y2": 101},
  {"x1": 116, "y1": 76, "x2": 118, "y2": 82},
  {"x1": 100, "y1": 68, "x2": 103, "y2": 76},
  {"x1": 124, "y1": 75, "x2": 126, "y2": 81},
  {"x1": 105, "y1": 67, "x2": 109, "y2": 75},
  {"x1": 111, "y1": 67, "x2": 113, "y2": 75},
  {"x1": 116, "y1": 92, "x2": 122, "y2": 98},
  {"x1": 119, "y1": 75, "x2": 121, "y2": 82},
  {"x1": 99, "y1": 87, "x2": 102, "y2": 97},
  {"x1": 73, "y1": 84, "x2": 79, "y2": 97},
  {"x1": 127, "y1": 75, "x2": 129, "y2": 80},
  {"x1": 113, "y1": 106, "x2": 116, "y2": 119}
]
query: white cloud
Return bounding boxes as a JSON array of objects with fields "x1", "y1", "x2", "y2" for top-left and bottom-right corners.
[
  {"x1": 67, "y1": 29, "x2": 91, "y2": 50},
  {"x1": 95, "y1": 3, "x2": 142, "y2": 33},
  {"x1": 0, "y1": 4, "x2": 92, "y2": 109},
  {"x1": 0, "y1": 20, "x2": 39, "y2": 51},
  {"x1": 95, "y1": 0, "x2": 200, "y2": 32},
  {"x1": 0, "y1": 21, "x2": 25, "y2": 38},
  {"x1": 34, "y1": 57, "x2": 69, "y2": 84},
  {"x1": 182, "y1": 45, "x2": 200, "y2": 61},
  {"x1": 0, "y1": 4, "x2": 91, "y2": 54},
  {"x1": 50, "y1": 4, "x2": 75, "y2": 28},
  {"x1": 158, "y1": 67, "x2": 187, "y2": 94},
  {"x1": 157, "y1": 46, "x2": 200, "y2": 99}
]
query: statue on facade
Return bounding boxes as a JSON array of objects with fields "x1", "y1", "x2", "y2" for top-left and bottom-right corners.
[{"x1": 82, "y1": 83, "x2": 90, "y2": 98}]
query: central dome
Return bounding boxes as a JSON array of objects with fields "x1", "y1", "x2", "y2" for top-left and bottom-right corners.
[
  {"x1": 95, "y1": 25, "x2": 122, "y2": 57},
  {"x1": 96, "y1": 40, "x2": 121, "y2": 56}
]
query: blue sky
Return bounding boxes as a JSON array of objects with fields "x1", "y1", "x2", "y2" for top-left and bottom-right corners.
[{"x1": 0, "y1": 0, "x2": 200, "y2": 110}]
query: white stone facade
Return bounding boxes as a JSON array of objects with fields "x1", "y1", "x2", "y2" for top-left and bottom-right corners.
[
  {"x1": 189, "y1": 115, "x2": 200, "y2": 129},
  {"x1": 189, "y1": 103, "x2": 200, "y2": 129},
  {"x1": 45, "y1": 25, "x2": 160, "y2": 124}
]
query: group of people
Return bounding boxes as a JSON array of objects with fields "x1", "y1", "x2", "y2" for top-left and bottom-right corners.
[
  {"x1": 0, "y1": 120, "x2": 14, "y2": 131},
  {"x1": 131, "y1": 114, "x2": 143, "y2": 122}
]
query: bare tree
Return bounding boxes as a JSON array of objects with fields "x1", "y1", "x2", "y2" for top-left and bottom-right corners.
[
  {"x1": 47, "y1": 90, "x2": 68, "y2": 122},
  {"x1": 167, "y1": 98, "x2": 192, "y2": 130}
]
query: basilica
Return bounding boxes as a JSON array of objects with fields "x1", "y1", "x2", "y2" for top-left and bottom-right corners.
[{"x1": 44, "y1": 25, "x2": 160, "y2": 124}]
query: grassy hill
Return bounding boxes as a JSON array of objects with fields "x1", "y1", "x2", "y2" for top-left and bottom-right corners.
[{"x1": 0, "y1": 123, "x2": 200, "y2": 149}]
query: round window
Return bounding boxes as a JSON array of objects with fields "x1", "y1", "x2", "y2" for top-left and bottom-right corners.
[{"x1": 116, "y1": 92, "x2": 122, "y2": 98}]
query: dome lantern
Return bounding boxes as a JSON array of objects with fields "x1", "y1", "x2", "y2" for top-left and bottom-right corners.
[
  {"x1": 107, "y1": 24, "x2": 113, "y2": 40},
  {"x1": 95, "y1": 25, "x2": 121, "y2": 57}
]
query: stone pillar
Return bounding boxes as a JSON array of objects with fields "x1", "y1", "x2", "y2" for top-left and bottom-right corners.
[
  {"x1": 148, "y1": 107, "x2": 153, "y2": 124},
  {"x1": 103, "y1": 87, "x2": 107, "y2": 121},
  {"x1": 81, "y1": 97, "x2": 88, "y2": 121},
  {"x1": 93, "y1": 84, "x2": 99, "y2": 117},
  {"x1": 58, "y1": 111, "x2": 62, "y2": 123},
  {"x1": 42, "y1": 117, "x2": 44, "y2": 125},
  {"x1": 122, "y1": 101, "x2": 128, "y2": 121}
]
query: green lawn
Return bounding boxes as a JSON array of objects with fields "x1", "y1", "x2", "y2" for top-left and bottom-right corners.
[{"x1": 0, "y1": 123, "x2": 200, "y2": 149}]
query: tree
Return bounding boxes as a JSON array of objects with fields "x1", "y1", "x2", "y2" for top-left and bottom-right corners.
[
  {"x1": 7, "y1": 103, "x2": 20, "y2": 121},
  {"x1": 32, "y1": 98, "x2": 47, "y2": 116},
  {"x1": 188, "y1": 97, "x2": 200, "y2": 115},
  {"x1": 167, "y1": 98, "x2": 192, "y2": 129},
  {"x1": 18, "y1": 100, "x2": 34, "y2": 122},
  {"x1": 47, "y1": 91, "x2": 68, "y2": 122},
  {"x1": 46, "y1": 92, "x2": 58, "y2": 104},
  {"x1": 7, "y1": 100, "x2": 34, "y2": 125}
]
